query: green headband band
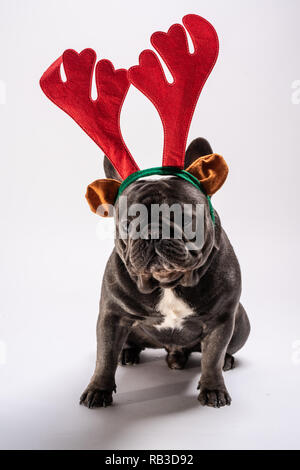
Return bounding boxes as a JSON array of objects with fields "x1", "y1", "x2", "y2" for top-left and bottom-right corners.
[{"x1": 116, "y1": 166, "x2": 215, "y2": 224}]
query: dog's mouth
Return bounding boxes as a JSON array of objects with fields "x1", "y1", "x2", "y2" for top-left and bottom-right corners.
[
  {"x1": 151, "y1": 269, "x2": 184, "y2": 284},
  {"x1": 129, "y1": 243, "x2": 191, "y2": 290},
  {"x1": 134, "y1": 270, "x2": 184, "y2": 292},
  {"x1": 117, "y1": 235, "x2": 207, "y2": 292}
]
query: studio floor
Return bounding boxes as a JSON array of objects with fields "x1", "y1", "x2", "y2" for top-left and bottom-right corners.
[{"x1": 1, "y1": 313, "x2": 299, "y2": 450}]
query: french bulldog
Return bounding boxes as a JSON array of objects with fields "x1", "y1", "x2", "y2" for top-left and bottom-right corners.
[{"x1": 80, "y1": 137, "x2": 250, "y2": 409}]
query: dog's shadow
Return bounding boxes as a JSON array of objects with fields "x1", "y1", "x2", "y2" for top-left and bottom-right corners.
[
  {"x1": 73, "y1": 351, "x2": 204, "y2": 449},
  {"x1": 116, "y1": 352, "x2": 201, "y2": 405}
]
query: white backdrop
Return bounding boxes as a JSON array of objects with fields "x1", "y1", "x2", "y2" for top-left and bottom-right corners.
[{"x1": 0, "y1": 0, "x2": 300, "y2": 449}]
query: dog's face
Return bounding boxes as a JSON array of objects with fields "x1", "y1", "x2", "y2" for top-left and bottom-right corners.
[
  {"x1": 114, "y1": 177, "x2": 215, "y2": 293},
  {"x1": 85, "y1": 140, "x2": 228, "y2": 293}
]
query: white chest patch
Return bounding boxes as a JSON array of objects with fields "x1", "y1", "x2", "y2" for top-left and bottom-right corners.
[{"x1": 155, "y1": 288, "x2": 194, "y2": 330}]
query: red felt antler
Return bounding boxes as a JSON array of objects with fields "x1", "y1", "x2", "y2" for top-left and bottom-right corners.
[
  {"x1": 40, "y1": 48, "x2": 139, "y2": 179},
  {"x1": 128, "y1": 14, "x2": 219, "y2": 168}
]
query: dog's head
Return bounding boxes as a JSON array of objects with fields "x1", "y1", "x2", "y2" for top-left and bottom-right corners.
[{"x1": 86, "y1": 138, "x2": 228, "y2": 292}]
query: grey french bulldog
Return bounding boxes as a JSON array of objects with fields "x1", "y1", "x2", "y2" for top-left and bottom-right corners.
[{"x1": 80, "y1": 137, "x2": 250, "y2": 409}]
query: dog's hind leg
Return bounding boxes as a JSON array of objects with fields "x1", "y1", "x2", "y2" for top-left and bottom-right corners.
[
  {"x1": 223, "y1": 303, "x2": 250, "y2": 371},
  {"x1": 165, "y1": 347, "x2": 191, "y2": 370},
  {"x1": 226, "y1": 303, "x2": 250, "y2": 355},
  {"x1": 223, "y1": 353, "x2": 235, "y2": 371},
  {"x1": 119, "y1": 345, "x2": 143, "y2": 365},
  {"x1": 119, "y1": 328, "x2": 162, "y2": 366}
]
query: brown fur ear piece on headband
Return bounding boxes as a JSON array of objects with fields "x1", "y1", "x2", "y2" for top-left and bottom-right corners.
[
  {"x1": 185, "y1": 153, "x2": 228, "y2": 196},
  {"x1": 86, "y1": 179, "x2": 121, "y2": 217}
]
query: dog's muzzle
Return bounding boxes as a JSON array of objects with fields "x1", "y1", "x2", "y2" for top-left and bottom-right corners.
[{"x1": 129, "y1": 235, "x2": 190, "y2": 275}]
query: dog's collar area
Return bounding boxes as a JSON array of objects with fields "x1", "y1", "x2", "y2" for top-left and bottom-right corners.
[{"x1": 115, "y1": 166, "x2": 215, "y2": 224}]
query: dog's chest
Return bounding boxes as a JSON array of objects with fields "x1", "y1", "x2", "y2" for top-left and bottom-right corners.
[{"x1": 155, "y1": 288, "x2": 194, "y2": 330}]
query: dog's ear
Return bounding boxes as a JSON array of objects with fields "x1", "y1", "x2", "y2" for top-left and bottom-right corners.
[
  {"x1": 185, "y1": 153, "x2": 228, "y2": 196},
  {"x1": 85, "y1": 179, "x2": 121, "y2": 217},
  {"x1": 103, "y1": 155, "x2": 123, "y2": 182},
  {"x1": 184, "y1": 137, "x2": 213, "y2": 169}
]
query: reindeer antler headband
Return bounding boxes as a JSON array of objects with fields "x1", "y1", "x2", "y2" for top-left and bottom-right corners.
[{"x1": 40, "y1": 14, "x2": 228, "y2": 221}]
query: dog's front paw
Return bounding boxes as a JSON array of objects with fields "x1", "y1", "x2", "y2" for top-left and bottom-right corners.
[
  {"x1": 80, "y1": 383, "x2": 116, "y2": 409},
  {"x1": 197, "y1": 384, "x2": 231, "y2": 408}
]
